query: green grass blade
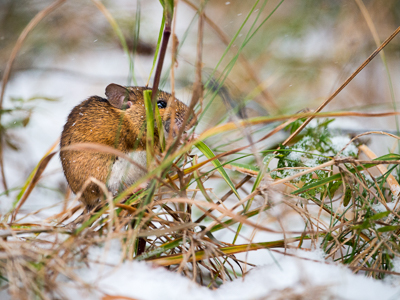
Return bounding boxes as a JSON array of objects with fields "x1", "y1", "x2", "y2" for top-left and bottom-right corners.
[
  {"x1": 144, "y1": 90, "x2": 154, "y2": 167},
  {"x1": 228, "y1": 162, "x2": 260, "y2": 172},
  {"x1": 146, "y1": 237, "x2": 311, "y2": 266},
  {"x1": 195, "y1": 141, "x2": 240, "y2": 200},
  {"x1": 204, "y1": 0, "x2": 261, "y2": 86},
  {"x1": 193, "y1": 166, "x2": 213, "y2": 203},
  {"x1": 200, "y1": 0, "x2": 283, "y2": 123},
  {"x1": 147, "y1": 15, "x2": 165, "y2": 86}
]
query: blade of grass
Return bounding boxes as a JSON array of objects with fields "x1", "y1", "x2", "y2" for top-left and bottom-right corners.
[
  {"x1": 151, "y1": 0, "x2": 173, "y2": 109},
  {"x1": 195, "y1": 141, "x2": 240, "y2": 200},
  {"x1": 146, "y1": 15, "x2": 165, "y2": 86},
  {"x1": 193, "y1": 156, "x2": 213, "y2": 203},
  {"x1": 11, "y1": 152, "x2": 57, "y2": 222},
  {"x1": 143, "y1": 90, "x2": 155, "y2": 167},
  {"x1": 359, "y1": 144, "x2": 400, "y2": 197},
  {"x1": 14, "y1": 139, "x2": 59, "y2": 205},
  {"x1": 147, "y1": 237, "x2": 307, "y2": 266},
  {"x1": 200, "y1": 0, "x2": 284, "y2": 123},
  {"x1": 210, "y1": 205, "x2": 271, "y2": 232}
]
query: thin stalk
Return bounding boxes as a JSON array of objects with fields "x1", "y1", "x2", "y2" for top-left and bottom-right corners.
[{"x1": 151, "y1": 25, "x2": 171, "y2": 111}]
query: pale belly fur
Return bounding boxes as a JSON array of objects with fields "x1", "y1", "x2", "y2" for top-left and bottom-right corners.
[{"x1": 107, "y1": 151, "x2": 147, "y2": 195}]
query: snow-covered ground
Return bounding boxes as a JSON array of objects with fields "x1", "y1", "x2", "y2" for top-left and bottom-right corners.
[
  {"x1": 47, "y1": 243, "x2": 400, "y2": 300},
  {"x1": 1, "y1": 238, "x2": 399, "y2": 300}
]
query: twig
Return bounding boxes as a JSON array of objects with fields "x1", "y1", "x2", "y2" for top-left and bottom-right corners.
[{"x1": 151, "y1": 18, "x2": 172, "y2": 109}]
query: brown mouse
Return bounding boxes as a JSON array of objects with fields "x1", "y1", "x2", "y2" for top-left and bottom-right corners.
[{"x1": 60, "y1": 83, "x2": 193, "y2": 208}]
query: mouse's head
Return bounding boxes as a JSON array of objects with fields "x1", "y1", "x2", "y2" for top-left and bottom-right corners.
[{"x1": 105, "y1": 83, "x2": 195, "y2": 138}]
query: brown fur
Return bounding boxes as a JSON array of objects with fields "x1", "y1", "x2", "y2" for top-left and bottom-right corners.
[{"x1": 60, "y1": 85, "x2": 192, "y2": 208}]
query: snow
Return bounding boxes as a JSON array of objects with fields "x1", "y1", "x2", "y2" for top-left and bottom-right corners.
[
  {"x1": 330, "y1": 136, "x2": 358, "y2": 157},
  {"x1": 52, "y1": 242, "x2": 400, "y2": 300},
  {"x1": 2, "y1": 242, "x2": 400, "y2": 300},
  {"x1": 386, "y1": 257, "x2": 400, "y2": 286},
  {"x1": 286, "y1": 149, "x2": 304, "y2": 162},
  {"x1": 372, "y1": 201, "x2": 398, "y2": 213}
]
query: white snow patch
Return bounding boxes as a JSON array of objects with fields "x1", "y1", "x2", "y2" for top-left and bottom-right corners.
[
  {"x1": 60, "y1": 240, "x2": 213, "y2": 300},
  {"x1": 372, "y1": 201, "x2": 397, "y2": 213},
  {"x1": 286, "y1": 150, "x2": 303, "y2": 162},
  {"x1": 53, "y1": 244, "x2": 400, "y2": 300},
  {"x1": 385, "y1": 256, "x2": 400, "y2": 286},
  {"x1": 0, "y1": 195, "x2": 13, "y2": 214},
  {"x1": 330, "y1": 136, "x2": 357, "y2": 156}
]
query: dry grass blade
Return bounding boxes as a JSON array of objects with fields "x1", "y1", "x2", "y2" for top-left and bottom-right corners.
[
  {"x1": 151, "y1": 1, "x2": 173, "y2": 109},
  {"x1": 338, "y1": 131, "x2": 400, "y2": 156},
  {"x1": 158, "y1": 197, "x2": 323, "y2": 235},
  {"x1": 15, "y1": 138, "x2": 59, "y2": 206},
  {"x1": 147, "y1": 238, "x2": 301, "y2": 266},
  {"x1": 0, "y1": 227, "x2": 69, "y2": 238},
  {"x1": 137, "y1": 222, "x2": 196, "y2": 238},
  {"x1": 11, "y1": 152, "x2": 57, "y2": 222},
  {"x1": 198, "y1": 111, "x2": 400, "y2": 142},
  {"x1": 272, "y1": 160, "x2": 335, "y2": 186}
]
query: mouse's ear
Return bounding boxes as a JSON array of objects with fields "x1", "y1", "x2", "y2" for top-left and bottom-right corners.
[{"x1": 105, "y1": 83, "x2": 129, "y2": 109}]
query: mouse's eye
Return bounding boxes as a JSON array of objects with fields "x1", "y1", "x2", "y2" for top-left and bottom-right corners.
[{"x1": 157, "y1": 100, "x2": 167, "y2": 109}]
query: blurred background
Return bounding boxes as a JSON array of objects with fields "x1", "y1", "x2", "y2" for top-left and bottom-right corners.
[{"x1": 1, "y1": 0, "x2": 400, "y2": 216}]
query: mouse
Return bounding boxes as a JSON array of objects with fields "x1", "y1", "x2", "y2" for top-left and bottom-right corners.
[{"x1": 60, "y1": 83, "x2": 193, "y2": 208}]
